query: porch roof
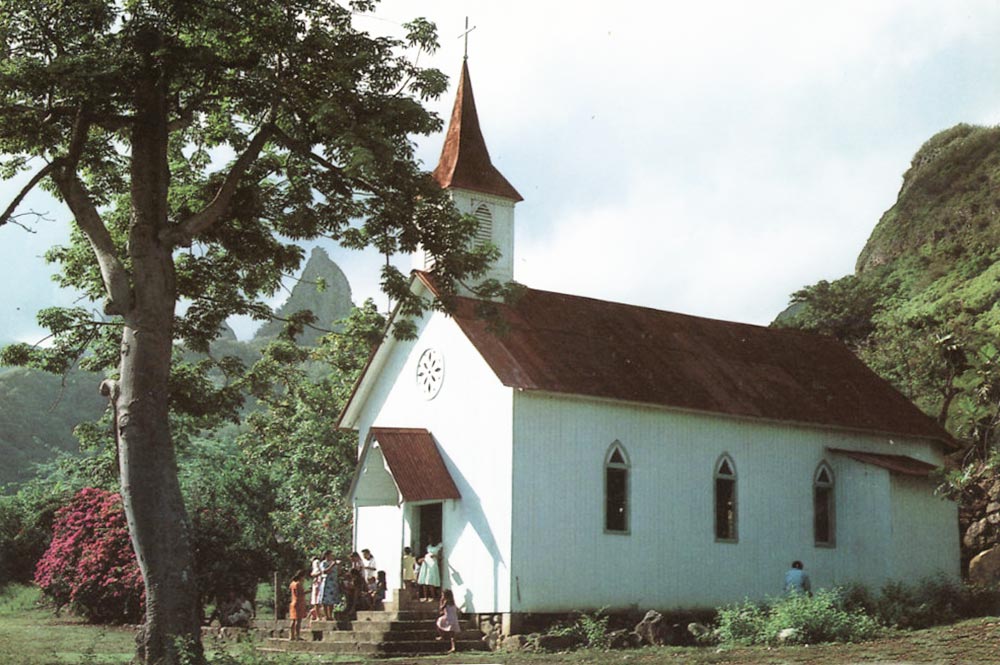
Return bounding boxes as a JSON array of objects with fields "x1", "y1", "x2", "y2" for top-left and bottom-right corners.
[
  {"x1": 369, "y1": 428, "x2": 461, "y2": 502},
  {"x1": 829, "y1": 448, "x2": 940, "y2": 477}
]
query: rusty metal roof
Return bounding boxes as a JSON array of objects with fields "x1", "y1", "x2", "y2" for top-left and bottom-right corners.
[
  {"x1": 415, "y1": 274, "x2": 955, "y2": 448},
  {"x1": 829, "y1": 448, "x2": 940, "y2": 476},
  {"x1": 370, "y1": 428, "x2": 461, "y2": 502},
  {"x1": 431, "y1": 60, "x2": 523, "y2": 202}
]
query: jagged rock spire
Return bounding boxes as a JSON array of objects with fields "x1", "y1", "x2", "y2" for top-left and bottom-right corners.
[{"x1": 431, "y1": 60, "x2": 523, "y2": 202}]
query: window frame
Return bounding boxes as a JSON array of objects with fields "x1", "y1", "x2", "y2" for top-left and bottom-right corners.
[
  {"x1": 713, "y1": 453, "x2": 738, "y2": 543},
  {"x1": 472, "y1": 202, "x2": 493, "y2": 246},
  {"x1": 604, "y1": 441, "x2": 630, "y2": 535},
  {"x1": 813, "y1": 462, "x2": 836, "y2": 548}
]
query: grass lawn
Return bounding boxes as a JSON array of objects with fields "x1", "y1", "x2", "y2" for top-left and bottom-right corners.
[
  {"x1": 0, "y1": 585, "x2": 135, "y2": 664},
  {"x1": 2, "y1": 584, "x2": 999, "y2": 664}
]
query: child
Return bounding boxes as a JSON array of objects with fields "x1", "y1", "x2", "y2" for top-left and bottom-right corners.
[
  {"x1": 375, "y1": 570, "x2": 387, "y2": 610},
  {"x1": 308, "y1": 554, "x2": 323, "y2": 621},
  {"x1": 435, "y1": 589, "x2": 459, "y2": 654},
  {"x1": 288, "y1": 568, "x2": 309, "y2": 641},
  {"x1": 401, "y1": 547, "x2": 417, "y2": 598}
]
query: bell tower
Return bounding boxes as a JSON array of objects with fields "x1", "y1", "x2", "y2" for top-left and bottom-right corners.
[{"x1": 416, "y1": 59, "x2": 523, "y2": 287}]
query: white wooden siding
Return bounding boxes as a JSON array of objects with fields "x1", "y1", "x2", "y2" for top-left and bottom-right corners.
[
  {"x1": 352, "y1": 306, "x2": 515, "y2": 612},
  {"x1": 890, "y1": 474, "x2": 960, "y2": 582},
  {"x1": 510, "y1": 391, "x2": 957, "y2": 612}
]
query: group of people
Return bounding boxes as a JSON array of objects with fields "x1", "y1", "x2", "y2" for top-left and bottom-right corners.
[
  {"x1": 287, "y1": 548, "x2": 385, "y2": 640},
  {"x1": 403, "y1": 542, "x2": 460, "y2": 653},
  {"x1": 287, "y1": 542, "x2": 460, "y2": 651},
  {"x1": 400, "y1": 542, "x2": 444, "y2": 601}
]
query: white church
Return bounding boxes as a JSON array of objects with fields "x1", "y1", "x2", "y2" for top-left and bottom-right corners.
[{"x1": 340, "y1": 59, "x2": 960, "y2": 633}]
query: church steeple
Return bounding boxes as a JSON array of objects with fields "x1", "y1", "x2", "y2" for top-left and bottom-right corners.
[
  {"x1": 431, "y1": 60, "x2": 522, "y2": 202},
  {"x1": 418, "y1": 59, "x2": 521, "y2": 288}
]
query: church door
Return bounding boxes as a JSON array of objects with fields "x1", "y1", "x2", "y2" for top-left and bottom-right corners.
[{"x1": 415, "y1": 502, "x2": 442, "y2": 555}]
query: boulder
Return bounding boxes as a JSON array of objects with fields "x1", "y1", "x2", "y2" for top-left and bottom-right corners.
[
  {"x1": 500, "y1": 634, "x2": 529, "y2": 652},
  {"x1": 688, "y1": 622, "x2": 711, "y2": 641},
  {"x1": 634, "y1": 610, "x2": 670, "y2": 646},
  {"x1": 964, "y1": 518, "x2": 991, "y2": 550},
  {"x1": 777, "y1": 627, "x2": 799, "y2": 644},
  {"x1": 482, "y1": 623, "x2": 502, "y2": 651},
  {"x1": 969, "y1": 546, "x2": 1000, "y2": 587},
  {"x1": 987, "y1": 502, "x2": 1000, "y2": 514},
  {"x1": 607, "y1": 629, "x2": 641, "y2": 649},
  {"x1": 535, "y1": 633, "x2": 581, "y2": 651}
]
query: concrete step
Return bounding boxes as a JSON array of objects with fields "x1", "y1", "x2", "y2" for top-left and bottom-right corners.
[
  {"x1": 306, "y1": 619, "x2": 353, "y2": 631},
  {"x1": 319, "y1": 628, "x2": 482, "y2": 644},
  {"x1": 349, "y1": 620, "x2": 441, "y2": 633},
  {"x1": 264, "y1": 637, "x2": 486, "y2": 656},
  {"x1": 354, "y1": 609, "x2": 438, "y2": 622}
]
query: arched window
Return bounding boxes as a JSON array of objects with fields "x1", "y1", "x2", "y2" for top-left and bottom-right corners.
[
  {"x1": 714, "y1": 455, "x2": 737, "y2": 542},
  {"x1": 473, "y1": 203, "x2": 492, "y2": 245},
  {"x1": 814, "y1": 462, "x2": 835, "y2": 546},
  {"x1": 604, "y1": 442, "x2": 629, "y2": 534}
]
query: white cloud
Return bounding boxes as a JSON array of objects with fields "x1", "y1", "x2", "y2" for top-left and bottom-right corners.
[{"x1": 6, "y1": 1, "x2": 1000, "y2": 341}]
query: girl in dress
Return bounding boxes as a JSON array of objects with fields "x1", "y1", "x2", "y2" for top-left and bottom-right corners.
[
  {"x1": 288, "y1": 568, "x2": 309, "y2": 641},
  {"x1": 435, "y1": 588, "x2": 459, "y2": 653},
  {"x1": 401, "y1": 547, "x2": 417, "y2": 598}
]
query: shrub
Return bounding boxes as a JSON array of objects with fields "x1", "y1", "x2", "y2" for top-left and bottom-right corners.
[
  {"x1": 716, "y1": 590, "x2": 881, "y2": 646},
  {"x1": 544, "y1": 609, "x2": 612, "y2": 649},
  {"x1": 0, "y1": 492, "x2": 60, "y2": 587},
  {"x1": 34, "y1": 488, "x2": 144, "y2": 624},
  {"x1": 874, "y1": 576, "x2": 999, "y2": 629},
  {"x1": 715, "y1": 601, "x2": 767, "y2": 645}
]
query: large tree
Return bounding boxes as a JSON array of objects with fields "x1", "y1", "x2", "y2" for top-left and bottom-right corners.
[{"x1": 0, "y1": 2, "x2": 495, "y2": 662}]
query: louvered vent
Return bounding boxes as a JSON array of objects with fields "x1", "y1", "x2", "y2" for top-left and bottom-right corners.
[{"x1": 473, "y1": 203, "x2": 492, "y2": 245}]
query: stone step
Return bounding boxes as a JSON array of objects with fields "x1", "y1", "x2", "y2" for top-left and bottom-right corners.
[
  {"x1": 350, "y1": 621, "x2": 436, "y2": 633},
  {"x1": 354, "y1": 609, "x2": 438, "y2": 622},
  {"x1": 306, "y1": 619, "x2": 353, "y2": 631},
  {"x1": 263, "y1": 637, "x2": 486, "y2": 656},
  {"x1": 319, "y1": 629, "x2": 482, "y2": 643}
]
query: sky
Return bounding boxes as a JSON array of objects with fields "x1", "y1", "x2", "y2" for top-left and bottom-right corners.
[{"x1": 3, "y1": 1, "x2": 1000, "y2": 343}]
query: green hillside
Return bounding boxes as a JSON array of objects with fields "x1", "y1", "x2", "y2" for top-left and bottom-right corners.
[
  {"x1": 856, "y1": 124, "x2": 1000, "y2": 338},
  {"x1": 0, "y1": 366, "x2": 106, "y2": 487},
  {"x1": 0, "y1": 248, "x2": 355, "y2": 491}
]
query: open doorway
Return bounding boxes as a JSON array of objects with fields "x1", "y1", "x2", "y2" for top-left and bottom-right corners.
[{"x1": 415, "y1": 502, "x2": 442, "y2": 556}]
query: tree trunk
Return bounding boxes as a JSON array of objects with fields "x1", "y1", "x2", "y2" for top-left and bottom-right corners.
[{"x1": 111, "y1": 49, "x2": 203, "y2": 665}]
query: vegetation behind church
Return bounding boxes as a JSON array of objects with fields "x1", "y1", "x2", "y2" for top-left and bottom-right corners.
[{"x1": 776, "y1": 123, "x2": 1000, "y2": 569}]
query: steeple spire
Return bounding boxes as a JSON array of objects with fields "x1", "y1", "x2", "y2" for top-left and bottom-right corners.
[{"x1": 431, "y1": 60, "x2": 523, "y2": 202}]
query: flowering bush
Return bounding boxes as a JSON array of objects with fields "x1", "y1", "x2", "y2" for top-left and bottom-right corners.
[{"x1": 34, "y1": 487, "x2": 144, "y2": 624}]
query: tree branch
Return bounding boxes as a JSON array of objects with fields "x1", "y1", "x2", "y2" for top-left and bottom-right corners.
[
  {"x1": 271, "y1": 125, "x2": 341, "y2": 174},
  {"x1": 0, "y1": 160, "x2": 61, "y2": 228},
  {"x1": 161, "y1": 120, "x2": 275, "y2": 246},
  {"x1": 49, "y1": 109, "x2": 134, "y2": 315}
]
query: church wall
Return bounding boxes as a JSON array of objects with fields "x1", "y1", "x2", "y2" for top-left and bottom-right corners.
[
  {"x1": 351, "y1": 306, "x2": 515, "y2": 613},
  {"x1": 889, "y1": 474, "x2": 960, "y2": 582},
  {"x1": 355, "y1": 504, "x2": 404, "y2": 584},
  {"x1": 509, "y1": 391, "x2": 956, "y2": 613}
]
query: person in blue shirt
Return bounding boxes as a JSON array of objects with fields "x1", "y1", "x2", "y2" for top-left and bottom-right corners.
[{"x1": 784, "y1": 560, "x2": 812, "y2": 596}]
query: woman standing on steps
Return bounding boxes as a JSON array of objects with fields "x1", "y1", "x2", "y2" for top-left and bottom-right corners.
[
  {"x1": 417, "y1": 541, "x2": 442, "y2": 600},
  {"x1": 288, "y1": 568, "x2": 309, "y2": 641}
]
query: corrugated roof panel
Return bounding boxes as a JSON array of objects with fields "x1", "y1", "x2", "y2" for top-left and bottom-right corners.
[
  {"x1": 370, "y1": 428, "x2": 461, "y2": 502},
  {"x1": 413, "y1": 275, "x2": 954, "y2": 448},
  {"x1": 829, "y1": 448, "x2": 940, "y2": 476}
]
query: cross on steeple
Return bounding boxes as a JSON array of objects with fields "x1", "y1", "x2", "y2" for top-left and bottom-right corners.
[{"x1": 459, "y1": 16, "x2": 476, "y2": 60}]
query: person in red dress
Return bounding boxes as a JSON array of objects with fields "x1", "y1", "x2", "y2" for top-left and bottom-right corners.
[{"x1": 288, "y1": 568, "x2": 309, "y2": 640}]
